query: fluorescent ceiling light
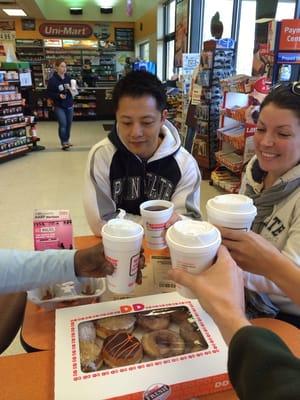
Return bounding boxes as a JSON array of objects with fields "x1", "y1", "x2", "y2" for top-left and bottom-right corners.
[{"x1": 3, "y1": 8, "x2": 27, "y2": 16}]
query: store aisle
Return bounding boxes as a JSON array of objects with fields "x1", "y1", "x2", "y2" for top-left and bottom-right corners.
[
  {"x1": 0, "y1": 121, "x2": 109, "y2": 250},
  {"x1": 0, "y1": 119, "x2": 221, "y2": 356}
]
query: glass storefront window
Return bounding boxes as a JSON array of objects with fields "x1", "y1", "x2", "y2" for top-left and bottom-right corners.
[
  {"x1": 236, "y1": 0, "x2": 257, "y2": 75},
  {"x1": 166, "y1": 39, "x2": 175, "y2": 79},
  {"x1": 202, "y1": 0, "x2": 234, "y2": 42},
  {"x1": 276, "y1": 0, "x2": 296, "y2": 19},
  {"x1": 167, "y1": 0, "x2": 176, "y2": 34},
  {"x1": 139, "y1": 42, "x2": 150, "y2": 61}
]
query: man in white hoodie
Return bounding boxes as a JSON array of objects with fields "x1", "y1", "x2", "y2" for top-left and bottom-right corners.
[{"x1": 83, "y1": 71, "x2": 201, "y2": 236}]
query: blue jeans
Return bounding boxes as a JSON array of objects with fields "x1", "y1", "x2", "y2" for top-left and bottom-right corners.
[{"x1": 54, "y1": 106, "x2": 73, "y2": 145}]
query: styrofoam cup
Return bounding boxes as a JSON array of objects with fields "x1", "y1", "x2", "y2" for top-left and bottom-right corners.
[
  {"x1": 140, "y1": 200, "x2": 174, "y2": 249},
  {"x1": 166, "y1": 220, "x2": 221, "y2": 298},
  {"x1": 102, "y1": 219, "x2": 144, "y2": 294},
  {"x1": 206, "y1": 194, "x2": 257, "y2": 231}
]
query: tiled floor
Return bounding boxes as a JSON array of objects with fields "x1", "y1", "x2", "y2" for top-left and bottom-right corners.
[{"x1": 0, "y1": 120, "x2": 222, "y2": 356}]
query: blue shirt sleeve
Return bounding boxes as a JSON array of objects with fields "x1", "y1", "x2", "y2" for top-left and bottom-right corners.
[{"x1": 0, "y1": 249, "x2": 78, "y2": 293}]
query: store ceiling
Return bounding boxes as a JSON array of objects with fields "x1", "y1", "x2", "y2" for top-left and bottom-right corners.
[{"x1": 0, "y1": 0, "x2": 160, "y2": 21}]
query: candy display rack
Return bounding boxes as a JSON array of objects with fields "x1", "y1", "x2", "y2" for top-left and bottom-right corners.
[{"x1": 191, "y1": 39, "x2": 236, "y2": 173}]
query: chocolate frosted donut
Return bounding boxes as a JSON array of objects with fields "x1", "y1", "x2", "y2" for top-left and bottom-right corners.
[
  {"x1": 102, "y1": 332, "x2": 143, "y2": 368},
  {"x1": 137, "y1": 313, "x2": 170, "y2": 331},
  {"x1": 142, "y1": 329, "x2": 185, "y2": 359},
  {"x1": 170, "y1": 307, "x2": 190, "y2": 323},
  {"x1": 95, "y1": 315, "x2": 136, "y2": 339},
  {"x1": 179, "y1": 320, "x2": 207, "y2": 350}
]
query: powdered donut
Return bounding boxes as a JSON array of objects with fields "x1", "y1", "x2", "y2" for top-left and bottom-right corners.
[{"x1": 95, "y1": 315, "x2": 136, "y2": 339}]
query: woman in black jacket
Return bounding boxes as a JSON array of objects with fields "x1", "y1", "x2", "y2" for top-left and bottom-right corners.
[{"x1": 47, "y1": 59, "x2": 74, "y2": 150}]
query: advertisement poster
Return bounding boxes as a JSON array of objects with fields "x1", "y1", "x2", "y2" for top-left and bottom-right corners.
[{"x1": 174, "y1": 0, "x2": 189, "y2": 67}]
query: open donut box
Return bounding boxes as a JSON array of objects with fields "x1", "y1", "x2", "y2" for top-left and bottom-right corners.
[{"x1": 55, "y1": 292, "x2": 231, "y2": 400}]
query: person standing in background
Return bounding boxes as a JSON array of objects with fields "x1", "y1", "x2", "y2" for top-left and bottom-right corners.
[{"x1": 47, "y1": 59, "x2": 74, "y2": 151}]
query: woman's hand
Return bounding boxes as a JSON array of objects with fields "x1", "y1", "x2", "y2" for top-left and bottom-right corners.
[{"x1": 220, "y1": 227, "x2": 281, "y2": 278}]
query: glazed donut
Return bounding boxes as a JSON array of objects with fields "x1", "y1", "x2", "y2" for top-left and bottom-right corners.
[
  {"x1": 137, "y1": 313, "x2": 170, "y2": 331},
  {"x1": 179, "y1": 320, "x2": 207, "y2": 350},
  {"x1": 170, "y1": 307, "x2": 190, "y2": 324},
  {"x1": 95, "y1": 315, "x2": 136, "y2": 339},
  {"x1": 78, "y1": 321, "x2": 96, "y2": 342},
  {"x1": 142, "y1": 329, "x2": 185, "y2": 359},
  {"x1": 79, "y1": 339, "x2": 103, "y2": 372},
  {"x1": 102, "y1": 332, "x2": 143, "y2": 368}
]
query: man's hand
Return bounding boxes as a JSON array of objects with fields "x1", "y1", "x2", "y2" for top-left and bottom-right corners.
[
  {"x1": 74, "y1": 244, "x2": 146, "y2": 284},
  {"x1": 169, "y1": 245, "x2": 250, "y2": 344},
  {"x1": 220, "y1": 227, "x2": 282, "y2": 278},
  {"x1": 74, "y1": 244, "x2": 114, "y2": 278}
]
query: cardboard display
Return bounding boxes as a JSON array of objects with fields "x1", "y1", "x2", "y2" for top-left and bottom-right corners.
[
  {"x1": 55, "y1": 292, "x2": 230, "y2": 400},
  {"x1": 33, "y1": 209, "x2": 73, "y2": 250}
]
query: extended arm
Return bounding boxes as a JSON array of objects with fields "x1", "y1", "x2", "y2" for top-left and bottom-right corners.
[
  {"x1": 229, "y1": 325, "x2": 300, "y2": 400},
  {"x1": 220, "y1": 227, "x2": 300, "y2": 304},
  {"x1": 0, "y1": 245, "x2": 113, "y2": 293}
]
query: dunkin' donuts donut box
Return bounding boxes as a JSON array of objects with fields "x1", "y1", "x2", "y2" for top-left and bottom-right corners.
[{"x1": 55, "y1": 292, "x2": 230, "y2": 400}]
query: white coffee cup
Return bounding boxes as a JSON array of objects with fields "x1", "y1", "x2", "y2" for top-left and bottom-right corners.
[
  {"x1": 70, "y1": 79, "x2": 77, "y2": 90},
  {"x1": 102, "y1": 219, "x2": 144, "y2": 294},
  {"x1": 140, "y1": 200, "x2": 174, "y2": 249},
  {"x1": 206, "y1": 194, "x2": 257, "y2": 231},
  {"x1": 166, "y1": 220, "x2": 221, "y2": 298}
]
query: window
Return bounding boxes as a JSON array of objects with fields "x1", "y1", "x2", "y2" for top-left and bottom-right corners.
[
  {"x1": 236, "y1": 0, "x2": 257, "y2": 75},
  {"x1": 139, "y1": 42, "x2": 150, "y2": 61},
  {"x1": 276, "y1": 0, "x2": 296, "y2": 19},
  {"x1": 166, "y1": 0, "x2": 176, "y2": 34},
  {"x1": 202, "y1": 0, "x2": 234, "y2": 43},
  {"x1": 166, "y1": 39, "x2": 175, "y2": 79},
  {"x1": 158, "y1": 0, "x2": 176, "y2": 80}
]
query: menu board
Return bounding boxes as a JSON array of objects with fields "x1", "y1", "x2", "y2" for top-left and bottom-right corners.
[{"x1": 115, "y1": 28, "x2": 134, "y2": 51}]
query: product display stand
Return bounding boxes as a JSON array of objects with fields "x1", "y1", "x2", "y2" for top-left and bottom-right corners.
[
  {"x1": 191, "y1": 39, "x2": 236, "y2": 175},
  {"x1": 211, "y1": 75, "x2": 268, "y2": 192}
]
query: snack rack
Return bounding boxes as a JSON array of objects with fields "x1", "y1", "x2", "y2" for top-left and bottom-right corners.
[
  {"x1": 191, "y1": 39, "x2": 236, "y2": 173},
  {"x1": 211, "y1": 75, "x2": 260, "y2": 193}
]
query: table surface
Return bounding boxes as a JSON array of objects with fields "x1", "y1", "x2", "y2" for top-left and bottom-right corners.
[{"x1": 16, "y1": 235, "x2": 300, "y2": 399}]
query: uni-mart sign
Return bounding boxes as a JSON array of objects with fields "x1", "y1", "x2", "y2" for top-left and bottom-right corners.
[{"x1": 39, "y1": 23, "x2": 93, "y2": 38}]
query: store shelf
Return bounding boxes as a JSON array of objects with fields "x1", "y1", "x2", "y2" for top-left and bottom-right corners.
[{"x1": 0, "y1": 70, "x2": 32, "y2": 163}]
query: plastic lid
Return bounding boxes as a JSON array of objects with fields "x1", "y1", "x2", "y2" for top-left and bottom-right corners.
[
  {"x1": 168, "y1": 220, "x2": 220, "y2": 247},
  {"x1": 208, "y1": 194, "x2": 256, "y2": 213},
  {"x1": 103, "y1": 219, "x2": 142, "y2": 237}
]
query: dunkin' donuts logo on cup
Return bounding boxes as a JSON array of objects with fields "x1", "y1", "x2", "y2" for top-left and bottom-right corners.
[
  {"x1": 146, "y1": 222, "x2": 166, "y2": 230},
  {"x1": 129, "y1": 253, "x2": 140, "y2": 276}
]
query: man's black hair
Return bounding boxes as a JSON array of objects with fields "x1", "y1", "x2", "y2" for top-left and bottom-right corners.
[{"x1": 112, "y1": 70, "x2": 167, "y2": 112}]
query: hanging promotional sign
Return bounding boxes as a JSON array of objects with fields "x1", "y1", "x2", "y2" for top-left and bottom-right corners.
[
  {"x1": 279, "y1": 19, "x2": 300, "y2": 51},
  {"x1": 39, "y1": 23, "x2": 93, "y2": 38}
]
